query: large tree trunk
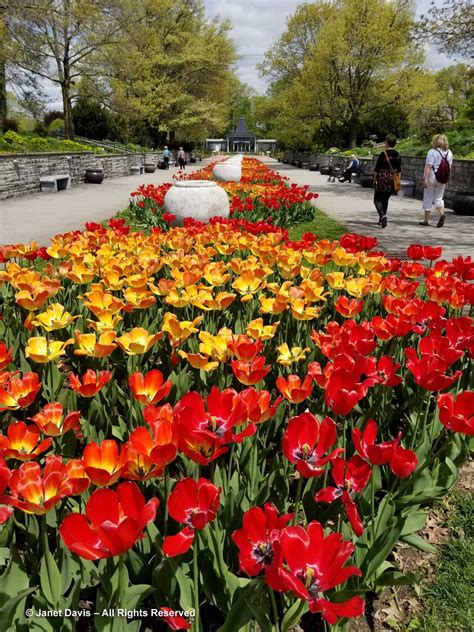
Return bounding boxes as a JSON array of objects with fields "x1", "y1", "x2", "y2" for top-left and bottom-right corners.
[{"x1": 61, "y1": 82, "x2": 75, "y2": 140}]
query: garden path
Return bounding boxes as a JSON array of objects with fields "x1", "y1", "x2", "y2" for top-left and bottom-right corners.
[
  {"x1": 265, "y1": 158, "x2": 474, "y2": 260},
  {"x1": 0, "y1": 161, "x2": 210, "y2": 246}
]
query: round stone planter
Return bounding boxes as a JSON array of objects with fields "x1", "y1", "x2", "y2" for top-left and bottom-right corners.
[
  {"x1": 398, "y1": 178, "x2": 415, "y2": 198},
  {"x1": 360, "y1": 173, "x2": 375, "y2": 188},
  {"x1": 309, "y1": 164, "x2": 319, "y2": 172},
  {"x1": 319, "y1": 166, "x2": 331, "y2": 175},
  {"x1": 84, "y1": 169, "x2": 104, "y2": 184},
  {"x1": 163, "y1": 180, "x2": 230, "y2": 225},
  {"x1": 452, "y1": 191, "x2": 474, "y2": 216},
  {"x1": 144, "y1": 164, "x2": 156, "y2": 173},
  {"x1": 212, "y1": 161, "x2": 242, "y2": 182}
]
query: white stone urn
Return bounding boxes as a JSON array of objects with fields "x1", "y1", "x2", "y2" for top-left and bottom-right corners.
[
  {"x1": 212, "y1": 160, "x2": 242, "y2": 182},
  {"x1": 163, "y1": 180, "x2": 230, "y2": 224}
]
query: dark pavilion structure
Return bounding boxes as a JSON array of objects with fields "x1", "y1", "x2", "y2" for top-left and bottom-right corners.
[{"x1": 205, "y1": 117, "x2": 276, "y2": 154}]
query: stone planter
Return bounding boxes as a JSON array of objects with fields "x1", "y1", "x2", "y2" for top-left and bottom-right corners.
[
  {"x1": 212, "y1": 160, "x2": 242, "y2": 182},
  {"x1": 452, "y1": 191, "x2": 474, "y2": 216},
  {"x1": 398, "y1": 178, "x2": 415, "y2": 198},
  {"x1": 190, "y1": 157, "x2": 197, "y2": 164},
  {"x1": 309, "y1": 164, "x2": 319, "y2": 172},
  {"x1": 163, "y1": 180, "x2": 230, "y2": 225},
  {"x1": 158, "y1": 161, "x2": 167, "y2": 170},
  {"x1": 84, "y1": 169, "x2": 104, "y2": 184},
  {"x1": 319, "y1": 166, "x2": 331, "y2": 175},
  {"x1": 360, "y1": 173, "x2": 375, "y2": 188},
  {"x1": 144, "y1": 164, "x2": 156, "y2": 173}
]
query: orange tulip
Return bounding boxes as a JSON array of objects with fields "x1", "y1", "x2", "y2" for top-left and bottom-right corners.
[
  {"x1": 31, "y1": 303, "x2": 79, "y2": 331},
  {"x1": 276, "y1": 374, "x2": 314, "y2": 404},
  {"x1": 0, "y1": 343, "x2": 13, "y2": 370},
  {"x1": 69, "y1": 369, "x2": 111, "y2": 397},
  {"x1": 6, "y1": 455, "x2": 89, "y2": 514},
  {"x1": 0, "y1": 372, "x2": 42, "y2": 410},
  {"x1": 30, "y1": 402, "x2": 81, "y2": 437},
  {"x1": 129, "y1": 369, "x2": 172, "y2": 405},
  {"x1": 82, "y1": 440, "x2": 127, "y2": 486},
  {"x1": 0, "y1": 421, "x2": 52, "y2": 460}
]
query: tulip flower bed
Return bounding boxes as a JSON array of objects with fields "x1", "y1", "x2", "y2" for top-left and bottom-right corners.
[
  {"x1": 126, "y1": 158, "x2": 317, "y2": 230},
  {"x1": 0, "y1": 170, "x2": 473, "y2": 632}
]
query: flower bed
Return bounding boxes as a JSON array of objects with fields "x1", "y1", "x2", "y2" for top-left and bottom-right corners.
[
  {"x1": 126, "y1": 158, "x2": 318, "y2": 230},
  {"x1": 0, "y1": 164, "x2": 473, "y2": 631}
]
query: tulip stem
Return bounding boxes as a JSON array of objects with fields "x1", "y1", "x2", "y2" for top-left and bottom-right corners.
[
  {"x1": 269, "y1": 588, "x2": 280, "y2": 631},
  {"x1": 118, "y1": 554, "x2": 128, "y2": 631},
  {"x1": 292, "y1": 476, "x2": 304, "y2": 526},
  {"x1": 410, "y1": 393, "x2": 431, "y2": 450},
  {"x1": 193, "y1": 534, "x2": 200, "y2": 632}
]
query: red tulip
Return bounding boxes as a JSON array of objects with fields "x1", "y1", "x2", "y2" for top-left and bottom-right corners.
[
  {"x1": 324, "y1": 369, "x2": 368, "y2": 416},
  {"x1": 265, "y1": 521, "x2": 364, "y2": 624},
  {"x1": 158, "y1": 606, "x2": 191, "y2": 630},
  {"x1": 437, "y1": 391, "x2": 474, "y2": 435},
  {"x1": 334, "y1": 295, "x2": 364, "y2": 318},
  {"x1": 129, "y1": 369, "x2": 172, "y2": 405},
  {"x1": 405, "y1": 349, "x2": 462, "y2": 391},
  {"x1": 227, "y1": 335, "x2": 263, "y2": 361},
  {"x1": 59, "y1": 482, "x2": 159, "y2": 560},
  {"x1": 69, "y1": 369, "x2": 111, "y2": 397},
  {"x1": 239, "y1": 388, "x2": 282, "y2": 424},
  {"x1": 231, "y1": 356, "x2": 270, "y2": 386},
  {"x1": 162, "y1": 478, "x2": 220, "y2": 557},
  {"x1": 0, "y1": 343, "x2": 13, "y2": 371},
  {"x1": 173, "y1": 387, "x2": 250, "y2": 444},
  {"x1": 232, "y1": 503, "x2": 293, "y2": 576},
  {"x1": 353, "y1": 419, "x2": 417, "y2": 478},
  {"x1": 315, "y1": 456, "x2": 371, "y2": 536},
  {"x1": 282, "y1": 412, "x2": 343, "y2": 477}
]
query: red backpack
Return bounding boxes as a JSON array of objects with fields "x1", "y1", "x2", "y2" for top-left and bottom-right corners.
[{"x1": 435, "y1": 150, "x2": 451, "y2": 184}]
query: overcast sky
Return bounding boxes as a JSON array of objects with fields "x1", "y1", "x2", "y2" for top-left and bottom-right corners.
[
  {"x1": 205, "y1": 0, "x2": 453, "y2": 93},
  {"x1": 40, "y1": 0, "x2": 454, "y2": 109}
]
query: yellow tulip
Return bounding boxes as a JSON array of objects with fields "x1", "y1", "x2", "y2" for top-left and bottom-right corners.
[
  {"x1": 246, "y1": 318, "x2": 280, "y2": 341},
  {"x1": 32, "y1": 303, "x2": 79, "y2": 331},
  {"x1": 161, "y1": 313, "x2": 202, "y2": 344},
  {"x1": 25, "y1": 337, "x2": 73, "y2": 363},
  {"x1": 116, "y1": 328, "x2": 162, "y2": 356},
  {"x1": 276, "y1": 343, "x2": 311, "y2": 366},
  {"x1": 74, "y1": 330, "x2": 117, "y2": 358}
]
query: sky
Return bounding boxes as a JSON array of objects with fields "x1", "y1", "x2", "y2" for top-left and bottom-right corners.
[
  {"x1": 40, "y1": 0, "x2": 454, "y2": 109},
  {"x1": 204, "y1": 0, "x2": 453, "y2": 93}
]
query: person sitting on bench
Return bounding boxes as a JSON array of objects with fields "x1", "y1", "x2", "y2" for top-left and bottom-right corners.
[{"x1": 343, "y1": 155, "x2": 360, "y2": 182}]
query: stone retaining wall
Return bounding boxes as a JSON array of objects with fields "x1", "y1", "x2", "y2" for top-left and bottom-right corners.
[
  {"x1": 283, "y1": 151, "x2": 474, "y2": 207},
  {"x1": 0, "y1": 152, "x2": 158, "y2": 200}
]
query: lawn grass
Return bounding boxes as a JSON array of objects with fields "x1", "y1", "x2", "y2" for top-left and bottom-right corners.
[
  {"x1": 289, "y1": 208, "x2": 347, "y2": 241},
  {"x1": 408, "y1": 492, "x2": 474, "y2": 632}
]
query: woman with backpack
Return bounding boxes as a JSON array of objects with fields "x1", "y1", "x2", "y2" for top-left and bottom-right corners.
[{"x1": 420, "y1": 134, "x2": 453, "y2": 228}]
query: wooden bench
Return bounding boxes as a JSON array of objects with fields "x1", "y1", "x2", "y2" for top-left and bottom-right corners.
[{"x1": 39, "y1": 174, "x2": 71, "y2": 193}]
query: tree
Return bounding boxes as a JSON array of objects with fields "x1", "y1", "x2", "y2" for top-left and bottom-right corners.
[
  {"x1": 435, "y1": 64, "x2": 473, "y2": 121},
  {"x1": 418, "y1": 0, "x2": 474, "y2": 59},
  {"x1": 5, "y1": 0, "x2": 134, "y2": 139},
  {"x1": 89, "y1": 0, "x2": 238, "y2": 143},
  {"x1": 259, "y1": 0, "x2": 429, "y2": 149}
]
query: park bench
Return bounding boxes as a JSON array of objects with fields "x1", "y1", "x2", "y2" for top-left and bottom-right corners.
[
  {"x1": 39, "y1": 174, "x2": 71, "y2": 193},
  {"x1": 131, "y1": 166, "x2": 144, "y2": 175}
]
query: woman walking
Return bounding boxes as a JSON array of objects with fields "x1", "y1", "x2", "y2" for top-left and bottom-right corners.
[
  {"x1": 419, "y1": 134, "x2": 453, "y2": 228},
  {"x1": 373, "y1": 134, "x2": 401, "y2": 229}
]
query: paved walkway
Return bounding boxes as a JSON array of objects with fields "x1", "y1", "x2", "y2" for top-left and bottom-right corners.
[
  {"x1": 0, "y1": 162, "x2": 209, "y2": 246},
  {"x1": 265, "y1": 158, "x2": 473, "y2": 260},
  {"x1": 1, "y1": 156, "x2": 472, "y2": 259}
]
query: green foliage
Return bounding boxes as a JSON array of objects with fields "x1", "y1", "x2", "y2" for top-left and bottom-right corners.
[
  {"x1": 0, "y1": 130, "x2": 107, "y2": 154},
  {"x1": 289, "y1": 209, "x2": 347, "y2": 241}
]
